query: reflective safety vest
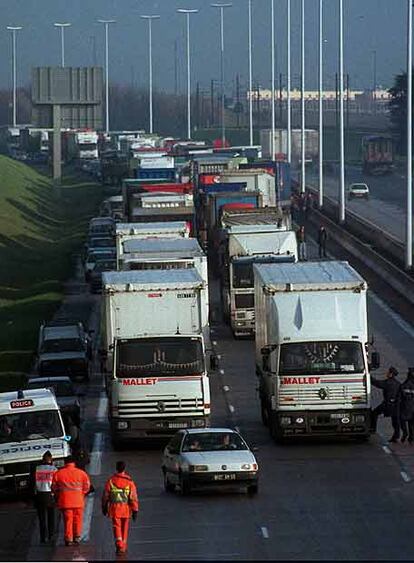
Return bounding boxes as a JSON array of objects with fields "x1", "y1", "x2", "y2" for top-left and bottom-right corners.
[
  {"x1": 109, "y1": 480, "x2": 130, "y2": 504},
  {"x1": 52, "y1": 463, "x2": 91, "y2": 509},
  {"x1": 35, "y1": 464, "x2": 58, "y2": 493},
  {"x1": 102, "y1": 472, "x2": 139, "y2": 519}
]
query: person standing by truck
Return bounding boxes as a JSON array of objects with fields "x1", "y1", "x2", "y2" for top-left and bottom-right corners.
[
  {"x1": 33, "y1": 451, "x2": 58, "y2": 544},
  {"x1": 102, "y1": 461, "x2": 139, "y2": 554},
  {"x1": 52, "y1": 455, "x2": 91, "y2": 546},
  {"x1": 317, "y1": 226, "x2": 328, "y2": 258},
  {"x1": 370, "y1": 366, "x2": 401, "y2": 442},
  {"x1": 296, "y1": 226, "x2": 307, "y2": 261},
  {"x1": 400, "y1": 368, "x2": 414, "y2": 443}
]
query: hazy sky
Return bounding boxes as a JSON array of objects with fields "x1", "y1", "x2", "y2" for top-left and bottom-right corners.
[{"x1": 0, "y1": 0, "x2": 407, "y2": 94}]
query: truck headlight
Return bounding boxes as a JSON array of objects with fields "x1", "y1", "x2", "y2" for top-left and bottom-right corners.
[
  {"x1": 280, "y1": 416, "x2": 292, "y2": 426},
  {"x1": 295, "y1": 417, "x2": 304, "y2": 424},
  {"x1": 117, "y1": 421, "x2": 128, "y2": 430}
]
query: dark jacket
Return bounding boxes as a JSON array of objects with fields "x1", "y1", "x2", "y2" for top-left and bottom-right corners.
[
  {"x1": 296, "y1": 229, "x2": 306, "y2": 244},
  {"x1": 400, "y1": 375, "x2": 414, "y2": 420},
  {"x1": 371, "y1": 376, "x2": 401, "y2": 416},
  {"x1": 318, "y1": 228, "x2": 327, "y2": 245}
]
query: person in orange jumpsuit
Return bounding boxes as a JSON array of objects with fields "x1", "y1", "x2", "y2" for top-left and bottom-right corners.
[
  {"x1": 52, "y1": 455, "x2": 91, "y2": 546},
  {"x1": 102, "y1": 461, "x2": 139, "y2": 554}
]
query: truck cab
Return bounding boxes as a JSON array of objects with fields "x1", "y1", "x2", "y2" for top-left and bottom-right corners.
[{"x1": 0, "y1": 389, "x2": 70, "y2": 493}]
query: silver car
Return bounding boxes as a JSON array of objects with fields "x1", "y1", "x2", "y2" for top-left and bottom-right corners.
[{"x1": 162, "y1": 428, "x2": 259, "y2": 495}]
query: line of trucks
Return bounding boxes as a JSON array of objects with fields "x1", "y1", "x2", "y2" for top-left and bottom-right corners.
[{"x1": 1, "y1": 141, "x2": 380, "y2": 492}]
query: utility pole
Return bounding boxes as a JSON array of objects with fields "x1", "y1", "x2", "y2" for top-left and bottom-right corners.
[
  {"x1": 211, "y1": 79, "x2": 215, "y2": 127},
  {"x1": 236, "y1": 73, "x2": 240, "y2": 128}
]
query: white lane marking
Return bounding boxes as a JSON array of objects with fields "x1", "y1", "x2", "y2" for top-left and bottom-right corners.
[
  {"x1": 369, "y1": 292, "x2": 414, "y2": 338},
  {"x1": 261, "y1": 526, "x2": 269, "y2": 539},
  {"x1": 219, "y1": 369, "x2": 225, "y2": 375},
  {"x1": 96, "y1": 393, "x2": 108, "y2": 421},
  {"x1": 223, "y1": 385, "x2": 230, "y2": 392},
  {"x1": 401, "y1": 471, "x2": 411, "y2": 483},
  {"x1": 89, "y1": 432, "x2": 103, "y2": 476},
  {"x1": 228, "y1": 404, "x2": 235, "y2": 414},
  {"x1": 382, "y1": 445, "x2": 392, "y2": 454},
  {"x1": 81, "y1": 495, "x2": 95, "y2": 542}
]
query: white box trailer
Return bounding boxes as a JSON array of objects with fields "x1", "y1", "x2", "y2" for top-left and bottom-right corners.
[
  {"x1": 219, "y1": 170, "x2": 276, "y2": 207},
  {"x1": 254, "y1": 261, "x2": 374, "y2": 440},
  {"x1": 139, "y1": 156, "x2": 175, "y2": 169},
  {"x1": 115, "y1": 221, "x2": 190, "y2": 265},
  {"x1": 222, "y1": 228, "x2": 298, "y2": 336},
  {"x1": 260, "y1": 128, "x2": 319, "y2": 166},
  {"x1": 101, "y1": 269, "x2": 211, "y2": 443}
]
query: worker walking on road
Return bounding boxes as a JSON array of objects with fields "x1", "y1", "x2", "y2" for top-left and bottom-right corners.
[
  {"x1": 400, "y1": 368, "x2": 414, "y2": 443},
  {"x1": 370, "y1": 366, "x2": 401, "y2": 443},
  {"x1": 52, "y1": 455, "x2": 91, "y2": 546},
  {"x1": 102, "y1": 461, "x2": 139, "y2": 554},
  {"x1": 33, "y1": 450, "x2": 58, "y2": 544}
]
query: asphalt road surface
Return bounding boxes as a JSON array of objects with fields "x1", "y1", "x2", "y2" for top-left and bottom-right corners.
[
  {"x1": 3, "y1": 237, "x2": 414, "y2": 560},
  {"x1": 306, "y1": 164, "x2": 411, "y2": 243}
]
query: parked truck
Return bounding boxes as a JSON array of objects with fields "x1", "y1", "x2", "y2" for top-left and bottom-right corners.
[
  {"x1": 254, "y1": 261, "x2": 378, "y2": 440},
  {"x1": 101, "y1": 269, "x2": 213, "y2": 445},
  {"x1": 115, "y1": 221, "x2": 190, "y2": 267},
  {"x1": 361, "y1": 135, "x2": 393, "y2": 175},
  {"x1": 219, "y1": 170, "x2": 277, "y2": 207},
  {"x1": 220, "y1": 227, "x2": 297, "y2": 336},
  {"x1": 260, "y1": 128, "x2": 318, "y2": 168}
]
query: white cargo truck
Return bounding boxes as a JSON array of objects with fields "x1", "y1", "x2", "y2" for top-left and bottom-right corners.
[
  {"x1": 0, "y1": 389, "x2": 70, "y2": 493},
  {"x1": 219, "y1": 170, "x2": 276, "y2": 207},
  {"x1": 221, "y1": 227, "x2": 297, "y2": 336},
  {"x1": 254, "y1": 261, "x2": 377, "y2": 440},
  {"x1": 101, "y1": 269, "x2": 212, "y2": 444},
  {"x1": 115, "y1": 221, "x2": 190, "y2": 266},
  {"x1": 260, "y1": 128, "x2": 319, "y2": 166}
]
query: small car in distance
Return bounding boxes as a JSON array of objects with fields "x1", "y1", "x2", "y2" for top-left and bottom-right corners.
[
  {"x1": 348, "y1": 182, "x2": 369, "y2": 200},
  {"x1": 161, "y1": 428, "x2": 258, "y2": 495}
]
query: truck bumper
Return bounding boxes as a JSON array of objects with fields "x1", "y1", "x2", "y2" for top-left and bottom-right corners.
[
  {"x1": 231, "y1": 319, "x2": 255, "y2": 337},
  {"x1": 111, "y1": 416, "x2": 210, "y2": 441},
  {"x1": 275, "y1": 409, "x2": 370, "y2": 438}
]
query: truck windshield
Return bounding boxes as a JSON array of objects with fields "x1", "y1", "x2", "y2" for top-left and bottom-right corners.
[
  {"x1": 40, "y1": 339, "x2": 84, "y2": 354},
  {"x1": 116, "y1": 337, "x2": 205, "y2": 377},
  {"x1": 233, "y1": 262, "x2": 253, "y2": 288},
  {"x1": 279, "y1": 341, "x2": 364, "y2": 376},
  {"x1": 0, "y1": 410, "x2": 64, "y2": 444}
]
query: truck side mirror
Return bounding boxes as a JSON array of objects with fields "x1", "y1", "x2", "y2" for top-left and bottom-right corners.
[{"x1": 370, "y1": 351, "x2": 380, "y2": 371}]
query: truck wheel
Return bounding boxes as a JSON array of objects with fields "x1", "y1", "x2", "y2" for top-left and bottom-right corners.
[
  {"x1": 270, "y1": 417, "x2": 284, "y2": 444},
  {"x1": 163, "y1": 469, "x2": 175, "y2": 493},
  {"x1": 179, "y1": 473, "x2": 191, "y2": 496},
  {"x1": 260, "y1": 399, "x2": 269, "y2": 427}
]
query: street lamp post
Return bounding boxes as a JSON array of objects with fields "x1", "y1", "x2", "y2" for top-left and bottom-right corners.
[
  {"x1": 300, "y1": 0, "x2": 305, "y2": 193},
  {"x1": 271, "y1": 0, "x2": 276, "y2": 160},
  {"x1": 54, "y1": 23, "x2": 71, "y2": 68},
  {"x1": 372, "y1": 49, "x2": 377, "y2": 113},
  {"x1": 141, "y1": 15, "x2": 160, "y2": 135},
  {"x1": 406, "y1": 0, "x2": 413, "y2": 269},
  {"x1": 286, "y1": 0, "x2": 291, "y2": 163},
  {"x1": 318, "y1": 0, "x2": 323, "y2": 208},
  {"x1": 211, "y1": 3, "x2": 232, "y2": 146},
  {"x1": 98, "y1": 19, "x2": 116, "y2": 134},
  {"x1": 6, "y1": 26, "x2": 22, "y2": 128},
  {"x1": 177, "y1": 9, "x2": 199, "y2": 140},
  {"x1": 338, "y1": 0, "x2": 345, "y2": 223},
  {"x1": 248, "y1": 0, "x2": 254, "y2": 146}
]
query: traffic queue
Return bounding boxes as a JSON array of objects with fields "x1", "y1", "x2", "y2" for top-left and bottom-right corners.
[{"x1": 0, "y1": 137, "x2": 388, "y2": 553}]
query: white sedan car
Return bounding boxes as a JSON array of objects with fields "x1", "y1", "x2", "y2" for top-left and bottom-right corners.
[
  {"x1": 161, "y1": 428, "x2": 259, "y2": 495},
  {"x1": 348, "y1": 182, "x2": 369, "y2": 200}
]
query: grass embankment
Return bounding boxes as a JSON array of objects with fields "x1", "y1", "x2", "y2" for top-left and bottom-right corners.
[{"x1": 0, "y1": 156, "x2": 102, "y2": 390}]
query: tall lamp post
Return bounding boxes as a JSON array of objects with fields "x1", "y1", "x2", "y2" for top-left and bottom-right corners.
[
  {"x1": 6, "y1": 26, "x2": 22, "y2": 128},
  {"x1": 54, "y1": 23, "x2": 71, "y2": 68},
  {"x1": 338, "y1": 0, "x2": 345, "y2": 223},
  {"x1": 211, "y1": 3, "x2": 232, "y2": 146},
  {"x1": 271, "y1": 0, "x2": 276, "y2": 160},
  {"x1": 318, "y1": 0, "x2": 323, "y2": 208},
  {"x1": 177, "y1": 9, "x2": 199, "y2": 140},
  {"x1": 141, "y1": 15, "x2": 160, "y2": 135},
  {"x1": 286, "y1": 0, "x2": 291, "y2": 163},
  {"x1": 300, "y1": 0, "x2": 305, "y2": 193},
  {"x1": 248, "y1": 0, "x2": 254, "y2": 146},
  {"x1": 406, "y1": 0, "x2": 413, "y2": 269},
  {"x1": 98, "y1": 19, "x2": 116, "y2": 134}
]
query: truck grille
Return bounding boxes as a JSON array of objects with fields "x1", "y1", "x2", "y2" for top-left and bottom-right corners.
[
  {"x1": 279, "y1": 382, "x2": 367, "y2": 407},
  {"x1": 118, "y1": 398, "x2": 205, "y2": 417}
]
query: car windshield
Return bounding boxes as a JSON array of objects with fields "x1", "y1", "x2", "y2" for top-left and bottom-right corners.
[
  {"x1": 116, "y1": 337, "x2": 205, "y2": 377},
  {"x1": 27, "y1": 381, "x2": 74, "y2": 397},
  {"x1": 182, "y1": 432, "x2": 248, "y2": 452},
  {"x1": 279, "y1": 341, "x2": 365, "y2": 376},
  {"x1": 0, "y1": 410, "x2": 64, "y2": 443},
  {"x1": 351, "y1": 184, "x2": 367, "y2": 190},
  {"x1": 40, "y1": 338, "x2": 84, "y2": 354}
]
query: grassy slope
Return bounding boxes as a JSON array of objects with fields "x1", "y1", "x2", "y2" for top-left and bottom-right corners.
[{"x1": 0, "y1": 156, "x2": 102, "y2": 387}]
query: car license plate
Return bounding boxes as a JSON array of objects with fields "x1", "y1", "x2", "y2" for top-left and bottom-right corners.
[
  {"x1": 214, "y1": 473, "x2": 236, "y2": 481},
  {"x1": 168, "y1": 422, "x2": 188, "y2": 429}
]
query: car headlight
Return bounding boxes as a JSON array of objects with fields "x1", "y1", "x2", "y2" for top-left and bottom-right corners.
[
  {"x1": 0, "y1": 466, "x2": 5, "y2": 475},
  {"x1": 241, "y1": 463, "x2": 258, "y2": 471},
  {"x1": 189, "y1": 465, "x2": 208, "y2": 472}
]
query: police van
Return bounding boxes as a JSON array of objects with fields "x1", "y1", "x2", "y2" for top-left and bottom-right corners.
[{"x1": 0, "y1": 389, "x2": 70, "y2": 493}]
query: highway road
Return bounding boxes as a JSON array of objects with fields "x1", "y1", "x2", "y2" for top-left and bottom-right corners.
[
  {"x1": 2, "y1": 242, "x2": 414, "y2": 561},
  {"x1": 306, "y1": 165, "x2": 411, "y2": 243}
]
